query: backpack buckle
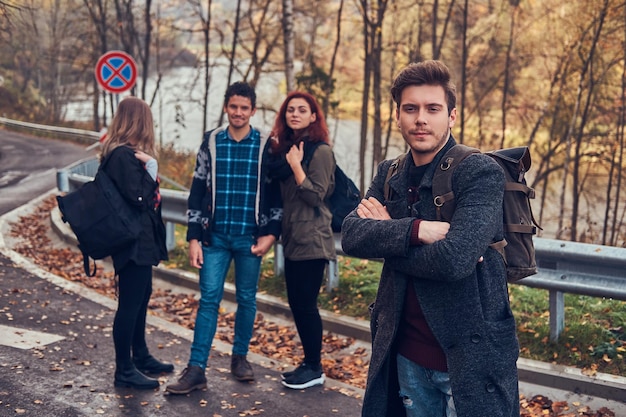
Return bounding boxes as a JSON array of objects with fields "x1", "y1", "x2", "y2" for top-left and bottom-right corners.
[{"x1": 440, "y1": 157, "x2": 453, "y2": 171}]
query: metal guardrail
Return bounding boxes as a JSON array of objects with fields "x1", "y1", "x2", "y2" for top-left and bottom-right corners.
[
  {"x1": 0, "y1": 116, "x2": 100, "y2": 145},
  {"x1": 56, "y1": 157, "x2": 626, "y2": 342},
  {"x1": 8, "y1": 116, "x2": 624, "y2": 342}
]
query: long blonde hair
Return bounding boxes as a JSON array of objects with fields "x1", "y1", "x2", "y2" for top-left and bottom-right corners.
[{"x1": 101, "y1": 97, "x2": 157, "y2": 160}]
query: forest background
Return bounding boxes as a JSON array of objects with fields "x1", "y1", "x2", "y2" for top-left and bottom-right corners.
[{"x1": 1, "y1": 0, "x2": 626, "y2": 247}]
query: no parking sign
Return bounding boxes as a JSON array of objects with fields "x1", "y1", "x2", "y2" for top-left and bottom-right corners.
[{"x1": 95, "y1": 51, "x2": 137, "y2": 94}]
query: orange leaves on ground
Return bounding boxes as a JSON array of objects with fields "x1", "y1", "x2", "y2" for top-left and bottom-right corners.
[{"x1": 7, "y1": 196, "x2": 620, "y2": 417}]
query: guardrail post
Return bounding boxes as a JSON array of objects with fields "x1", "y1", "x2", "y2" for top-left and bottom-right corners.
[
  {"x1": 56, "y1": 169, "x2": 69, "y2": 193},
  {"x1": 326, "y1": 260, "x2": 339, "y2": 293},
  {"x1": 549, "y1": 289, "x2": 565, "y2": 342},
  {"x1": 165, "y1": 222, "x2": 176, "y2": 251},
  {"x1": 274, "y1": 242, "x2": 284, "y2": 278}
]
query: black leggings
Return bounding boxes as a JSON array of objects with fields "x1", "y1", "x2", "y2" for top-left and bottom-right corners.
[
  {"x1": 284, "y1": 258, "x2": 326, "y2": 367},
  {"x1": 113, "y1": 261, "x2": 153, "y2": 368}
]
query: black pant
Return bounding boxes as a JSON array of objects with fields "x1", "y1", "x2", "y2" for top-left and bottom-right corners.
[
  {"x1": 285, "y1": 258, "x2": 326, "y2": 367},
  {"x1": 113, "y1": 261, "x2": 152, "y2": 368}
]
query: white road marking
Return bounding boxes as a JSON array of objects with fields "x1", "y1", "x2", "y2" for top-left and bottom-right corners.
[{"x1": 0, "y1": 324, "x2": 65, "y2": 349}]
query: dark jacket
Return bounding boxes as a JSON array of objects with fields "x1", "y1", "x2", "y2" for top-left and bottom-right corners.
[
  {"x1": 186, "y1": 126, "x2": 282, "y2": 245},
  {"x1": 102, "y1": 146, "x2": 168, "y2": 272},
  {"x1": 341, "y1": 137, "x2": 520, "y2": 417}
]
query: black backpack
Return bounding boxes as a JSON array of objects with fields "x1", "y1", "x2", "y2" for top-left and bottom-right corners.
[
  {"x1": 304, "y1": 142, "x2": 361, "y2": 232},
  {"x1": 384, "y1": 145, "x2": 540, "y2": 282},
  {"x1": 56, "y1": 156, "x2": 142, "y2": 276}
]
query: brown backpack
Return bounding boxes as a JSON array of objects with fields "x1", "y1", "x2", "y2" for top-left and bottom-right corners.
[{"x1": 384, "y1": 144, "x2": 541, "y2": 282}]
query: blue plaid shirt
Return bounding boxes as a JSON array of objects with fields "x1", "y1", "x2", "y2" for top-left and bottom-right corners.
[{"x1": 212, "y1": 128, "x2": 261, "y2": 235}]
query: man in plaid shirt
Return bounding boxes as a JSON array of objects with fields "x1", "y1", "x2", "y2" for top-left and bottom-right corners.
[{"x1": 166, "y1": 82, "x2": 282, "y2": 394}]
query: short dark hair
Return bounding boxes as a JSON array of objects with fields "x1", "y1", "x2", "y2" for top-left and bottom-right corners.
[
  {"x1": 224, "y1": 81, "x2": 256, "y2": 109},
  {"x1": 390, "y1": 60, "x2": 456, "y2": 115}
]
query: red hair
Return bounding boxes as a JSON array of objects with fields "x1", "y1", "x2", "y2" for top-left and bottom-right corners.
[{"x1": 270, "y1": 91, "x2": 330, "y2": 154}]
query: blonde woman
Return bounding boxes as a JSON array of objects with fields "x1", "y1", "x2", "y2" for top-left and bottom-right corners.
[{"x1": 100, "y1": 97, "x2": 171, "y2": 389}]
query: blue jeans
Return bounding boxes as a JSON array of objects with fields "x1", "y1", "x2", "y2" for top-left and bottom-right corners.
[
  {"x1": 397, "y1": 353, "x2": 457, "y2": 417},
  {"x1": 188, "y1": 233, "x2": 261, "y2": 369}
]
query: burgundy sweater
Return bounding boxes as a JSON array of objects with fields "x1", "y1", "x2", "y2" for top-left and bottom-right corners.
[{"x1": 395, "y1": 163, "x2": 448, "y2": 372}]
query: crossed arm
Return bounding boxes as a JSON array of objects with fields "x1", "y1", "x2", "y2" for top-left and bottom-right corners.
[{"x1": 357, "y1": 197, "x2": 449, "y2": 245}]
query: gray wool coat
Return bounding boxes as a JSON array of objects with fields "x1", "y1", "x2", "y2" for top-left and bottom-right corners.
[{"x1": 341, "y1": 137, "x2": 520, "y2": 417}]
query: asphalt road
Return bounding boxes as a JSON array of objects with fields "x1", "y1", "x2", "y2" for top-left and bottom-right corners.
[
  {"x1": 0, "y1": 129, "x2": 96, "y2": 216},
  {"x1": 0, "y1": 128, "x2": 365, "y2": 416}
]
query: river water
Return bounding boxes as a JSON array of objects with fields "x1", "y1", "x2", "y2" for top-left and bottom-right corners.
[{"x1": 64, "y1": 65, "x2": 405, "y2": 181}]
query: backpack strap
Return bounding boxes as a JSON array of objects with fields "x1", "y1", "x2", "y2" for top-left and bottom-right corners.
[
  {"x1": 302, "y1": 141, "x2": 327, "y2": 168},
  {"x1": 80, "y1": 246, "x2": 97, "y2": 277},
  {"x1": 383, "y1": 153, "x2": 409, "y2": 201},
  {"x1": 432, "y1": 144, "x2": 480, "y2": 221}
]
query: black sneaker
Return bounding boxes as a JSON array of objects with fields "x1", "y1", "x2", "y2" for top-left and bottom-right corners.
[
  {"x1": 281, "y1": 363, "x2": 325, "y2": 389},
  {"x1": 133, "y1": 355, "x2": 174, "y2": 375},
  {"x1": 281, "y1": 362, "x2": 306, "y2": 380}
]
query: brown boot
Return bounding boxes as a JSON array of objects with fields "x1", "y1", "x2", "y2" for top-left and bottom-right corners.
[
  {"x1": 231, "y1": 354, "x2": 254, "y2": 382},
  {"x1": 165, "y1": 366, "x2": 207, "y2": 394}
]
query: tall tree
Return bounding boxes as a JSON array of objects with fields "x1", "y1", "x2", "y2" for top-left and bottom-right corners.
[
  {"x1": 281, "y1": 0, "x2": 295, "y2": 92},
  {"x1": 500, "y1": 0, "x2": 519, "y2": 148},
  {"x1": 357, "y1": 0, "x2": 373, "y2": 192},
  {"x1": 238, "y1": 0, "x2": 282, "y2": 87},
  {"x1": 321, "y1": 0, "x2": 344, "y2": 118},
  {"x1": 140, "y1": 0, "x2": 152, "y2": 100},
  {"x1": 83, "y1": 0, "x2": 109, "y2": 130},
  {"x1": 558, "y1": 1, "x2": 608, "y2": 241},
  {"x1": 186, "y1": 0, "x2": 213, "y2": 132},
  {"x1": 202, "y1": 0, "x2": 212, "y2": 133},
  {"x1": 459, "y1": 0, "x2": 468, "y2": 143},
  {"x1": 607, "y1": 12, "x2": 626, "y2": 245},
  {"x1": 369, "y1": 0, "x2": 388, "y2": 172},
  {"x1": 218, "y1": 0, "x2": 241, "y2": 126}
]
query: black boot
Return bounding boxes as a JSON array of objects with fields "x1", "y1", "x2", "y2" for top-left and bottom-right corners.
[
  {"x1": 133, "y1": 354, "x2": 174, "y2": 375},
  {"x1": 114, "y1": 365, "x2": 160, "y2": 389}
]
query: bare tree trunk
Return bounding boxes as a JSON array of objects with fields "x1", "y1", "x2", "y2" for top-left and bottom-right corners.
[
  {"x1": 83, "y1": 0, "x2": 108, "y2": 129},
  {"x1": 322, "y1": 0, "x2": 344, "y2": 118},
  {"x1": 281, "y1": 0, "x2": 295, "y2": 92},
  {"x1": 48, "y1": 0, "x2": 61, "y2": 122},
  {"x1": 431, "y1": 0, "x2": 438, "y2": 59},
  {"x1": 202, "y1": 0, "x2": 213, "y2": 132},
  {"x1": 568, "y1": 1, "x2": 607, "y2": 241},
  {"x1": 459, "y1": 0, "x2": 469, "y2": 143},
  {"x1": 384, "y1": 5, "x2": 401, "y2": 160},
  {"x1": 240, "y1": 0, "x2": 281, "y2": 88},
  {"x1": 113, "y1": 0, "x2": 138, "y2": 97},
  {"x1": 140, "y1": 0, "x2": 152, "y2": 100},
  {"x1": 370, "y1": 0, "x2": 388, "y2": 171},
  {"x1": 433, "y1": 0, "x2": 455, "y2": 61},
  {"x1": 609, "y1": 26, "x2": 626, "y2": 245},
  {"x1": 500, "y1": 2, "x2": 518, "y2": 149},
  {"x1": 218, "y1": 0, "x2": 240, "y2": 126},
  {"x1": 358, "y1": 0, "x2": 372, "y2": 193},
  {"x1": 537, "y1": 70, "x2": 569, "y2": 227}
]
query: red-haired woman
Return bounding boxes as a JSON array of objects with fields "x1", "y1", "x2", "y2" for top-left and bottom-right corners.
[{"x1": 266, "y1": 91, "x2": 336, "y2": 389}]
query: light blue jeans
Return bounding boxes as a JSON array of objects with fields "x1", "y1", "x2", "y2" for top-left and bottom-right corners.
[
  {"x1": 188, "y1": 232, "x2": 261, "y2": 369},
  {"x1": 397, "y1": 353, "x2": 457, "y2": 417}
]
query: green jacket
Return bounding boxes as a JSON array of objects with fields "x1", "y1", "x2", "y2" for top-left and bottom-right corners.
[{"x1": 278, "y1": 140, "x2": 336, "y2": 261}]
